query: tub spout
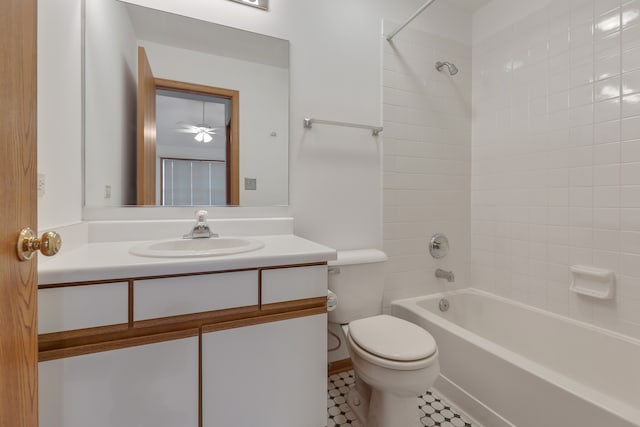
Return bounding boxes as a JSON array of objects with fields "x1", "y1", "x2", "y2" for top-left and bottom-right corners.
[{"x1": 435, "y1": 268, "x2": 455, "y2": 282}]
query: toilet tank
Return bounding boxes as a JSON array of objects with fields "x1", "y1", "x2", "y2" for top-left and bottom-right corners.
[{"x1": 327, "y1": 249, "x2": 388, "y2": 325}]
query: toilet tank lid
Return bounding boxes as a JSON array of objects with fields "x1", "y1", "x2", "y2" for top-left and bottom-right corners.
[{"x1": 328, "y1": 249, "x2": 388, "y2": 267}]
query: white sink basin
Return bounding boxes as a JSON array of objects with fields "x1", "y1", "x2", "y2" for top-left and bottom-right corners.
[{"x1": 129, "y1": 237, "x2": 264, "y2": 258}]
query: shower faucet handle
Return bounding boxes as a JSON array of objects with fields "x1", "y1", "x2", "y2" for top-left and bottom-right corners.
[{"x1": 429, "y1": 233, "x2": 449, "y2": 259}]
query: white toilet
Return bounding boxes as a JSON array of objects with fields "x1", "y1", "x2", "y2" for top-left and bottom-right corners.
[{"x1": 328, "y1": 249, "x2": 440, "y2": 427}]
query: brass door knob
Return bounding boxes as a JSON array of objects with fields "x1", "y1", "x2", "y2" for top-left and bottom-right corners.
[{"x1": 17, "y1": 228, "x2": 62, "y2": 261}]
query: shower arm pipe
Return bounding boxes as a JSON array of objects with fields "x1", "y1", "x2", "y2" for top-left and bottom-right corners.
[{"x1": 386, "y1": 0, "x2": 438, "y2": 41}]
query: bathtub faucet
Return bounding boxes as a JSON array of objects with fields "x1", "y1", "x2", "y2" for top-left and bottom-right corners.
[{"x1": 435, "y1": 268, "x2": 455, "y2": 282}]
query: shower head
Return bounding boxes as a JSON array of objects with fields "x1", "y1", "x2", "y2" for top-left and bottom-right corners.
[{"x1": 435, "y1": 61, "x2": 458, "y2": 75}]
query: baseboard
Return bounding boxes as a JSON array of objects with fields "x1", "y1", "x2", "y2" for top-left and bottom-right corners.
[
  {"x1": 328, "y1": 358, "x2": 352, "y2": 376},
  {"x1": 433, "y1": 374, "x2": 515, "y2": 427}
]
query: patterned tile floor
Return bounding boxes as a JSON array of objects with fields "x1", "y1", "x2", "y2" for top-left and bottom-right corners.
[{"x1": 327, "y1": 370, "x2": 476, "y2": 427}]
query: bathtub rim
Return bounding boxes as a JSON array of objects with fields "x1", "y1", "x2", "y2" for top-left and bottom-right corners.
[
  {"x1": 390, "y1": 288, "x2": 640, "y2": 427},
  {"x1": 394, "y1": 288, "x2": 640, "y2": 346}
]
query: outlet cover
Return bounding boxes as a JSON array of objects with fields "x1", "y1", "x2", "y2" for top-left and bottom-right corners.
[{"x1": 244, "y1": 177, "x2": 257, "y2": 191}]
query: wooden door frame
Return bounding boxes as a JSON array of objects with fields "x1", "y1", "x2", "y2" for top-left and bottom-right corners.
[
  {"x1": 154, "y1": 78, "x2": 240, "y2": 206},
  {"x1": 0, "y1": 0, "x2": 39, "y2": 425},
  {"x1": 137, "y1": 47, "x2": 157, "y2": 206}
]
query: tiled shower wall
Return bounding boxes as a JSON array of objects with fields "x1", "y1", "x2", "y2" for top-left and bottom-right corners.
[
  {"x1": 382, "y1": 22, "x2": 472, "y2": 312},
  {"x1": 472, "y1": 0, "x2": 640, "y2": 339}
]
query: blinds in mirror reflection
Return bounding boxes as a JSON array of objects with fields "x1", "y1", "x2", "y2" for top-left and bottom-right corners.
[{"x1": 161, "y1": 158, "x2": 227, "y2": 206}]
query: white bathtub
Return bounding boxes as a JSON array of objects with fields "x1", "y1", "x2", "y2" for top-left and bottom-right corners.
[{"x1": 391, "y1": 289, "x2": 640, "y2": 427}]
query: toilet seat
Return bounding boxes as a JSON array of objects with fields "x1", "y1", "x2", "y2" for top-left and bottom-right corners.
[
  {"x1": 347, "y1": 333, "x2": 438, "y2": 371},
  {"x1": 347, "y1": 315, "x2": 438, "y2": 371}
]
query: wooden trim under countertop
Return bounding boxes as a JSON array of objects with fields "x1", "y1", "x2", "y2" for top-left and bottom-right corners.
[
  {"x1": 39, "y1": 324, "x2": 130, "y2": 348},
  {"x1": 39, "y1": 297, "x2": 327, "y2": 361},
  {"x1": 202, "y1": 305, "x2": 327, "y2": 334},
  {"x1": 39, "y1": 306, "x2": 260, "y2": 361},
  {"x1": 39, "y1": 328, "x2": 199, "y2": 362},
  {"x1": 132, "y1": 305, "x2": 259, "y2": 329},
  {"x1": 260, "y1": 296, "x2": 327, "y2": 315}
]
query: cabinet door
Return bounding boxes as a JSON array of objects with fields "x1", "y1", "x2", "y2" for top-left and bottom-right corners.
[
  {"x1": 39, "y1": 337, "x2": 199, "y2": 427},
  {"x1": 202, "y1": 314, "x2": 327, "y2": 427}
]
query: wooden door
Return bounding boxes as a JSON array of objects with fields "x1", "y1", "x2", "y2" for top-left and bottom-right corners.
[
  {"x1": 0, "y1": 0, "x2": 39, "y2": 425},
  {"x1": 137, "y1": 47, "x2": 157, "y2": 205}
]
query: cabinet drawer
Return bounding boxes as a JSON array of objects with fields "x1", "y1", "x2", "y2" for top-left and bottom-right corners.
[
  {"x1": 261, "y1": 265, "x2": 327, "y2": 305},
  {"x1": 39, "y1": 282, "x2": 129, "y2": 334},
  {"x1": 134, "y1": 270, "x2": 258, "y2": 321}
]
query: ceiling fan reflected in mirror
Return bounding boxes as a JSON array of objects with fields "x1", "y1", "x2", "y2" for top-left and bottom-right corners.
[
  {"x1": 175, "y1": 102, "x2": 222, "y2": 143},
  {"x1": 175, "y1": 123, "x2": 219, "y2": 143}
]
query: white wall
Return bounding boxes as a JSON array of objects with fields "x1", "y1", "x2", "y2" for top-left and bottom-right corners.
[
  {"x1": 37, "y1": 0, "x2": 83, "y2": 229},
  {"x1": 472, "y1": 0, "x2": 640, "y2": 339},
  {"x1": 382, "y1": 22, "x2": 472, "y2": 312},
  {"x1": 85, "y1": 0, "x2": 138, "y2": 206},
  {"x1": 140, "y1": 41, "x2": 289, "y2": 207}
]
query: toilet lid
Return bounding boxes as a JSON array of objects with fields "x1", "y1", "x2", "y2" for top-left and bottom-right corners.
[{"x1": 348, "y1": 315, "x2": 437, "y2": 362}]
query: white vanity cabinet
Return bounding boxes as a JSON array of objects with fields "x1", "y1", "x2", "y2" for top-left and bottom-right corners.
[
  {"x1": 202, "y1": 314, "x2": 327, "y2": 427},
  {"x1": 38, "y1": 261, "x2": 329, "y2": 427},
  {"x1": 39, "y1": 336, "x2": 199, "y2": 427}
]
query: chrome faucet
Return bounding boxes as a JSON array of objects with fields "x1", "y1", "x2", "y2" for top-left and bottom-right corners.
[
  {"x1": 435, "y1": 268, "x2": 455, "y2": 282},
  {"x1": 183, "y1": 210, "x2": 218, "y2": 239}
]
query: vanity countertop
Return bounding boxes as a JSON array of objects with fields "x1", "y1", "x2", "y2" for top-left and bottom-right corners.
[{"x1": 38, "y1": 234, "x2": 337, "y2": 285}]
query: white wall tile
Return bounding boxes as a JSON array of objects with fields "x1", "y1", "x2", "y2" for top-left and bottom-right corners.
[
  {"x1": 621, "y1": 162, "x2": 640, "y2": 184},
  {"x1": 622, "y1": 46, "x2": 640, "y2": 72},
  {"x1": 623, "y1": 69, "x2": 640, "y2": 94},
  {"x1": 622, "y1": 139, "x2": 640, "y2": 161},
  {"x1": 383, "y1": 23, "x2": 471, "y2": 309},
  {"x1": 622, "y1": 94, "x2": 640, "y2": 117},
  {"x1": 473, "y1": 0, "x2": 640, "y2": 340},
  {"x1": 595, "y1": 50, "x2": 621, "y2": 81}
]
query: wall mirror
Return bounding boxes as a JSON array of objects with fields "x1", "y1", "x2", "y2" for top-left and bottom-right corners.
[{"x1": 84, "y1": 0, "x2": 290, "y2": 207}]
